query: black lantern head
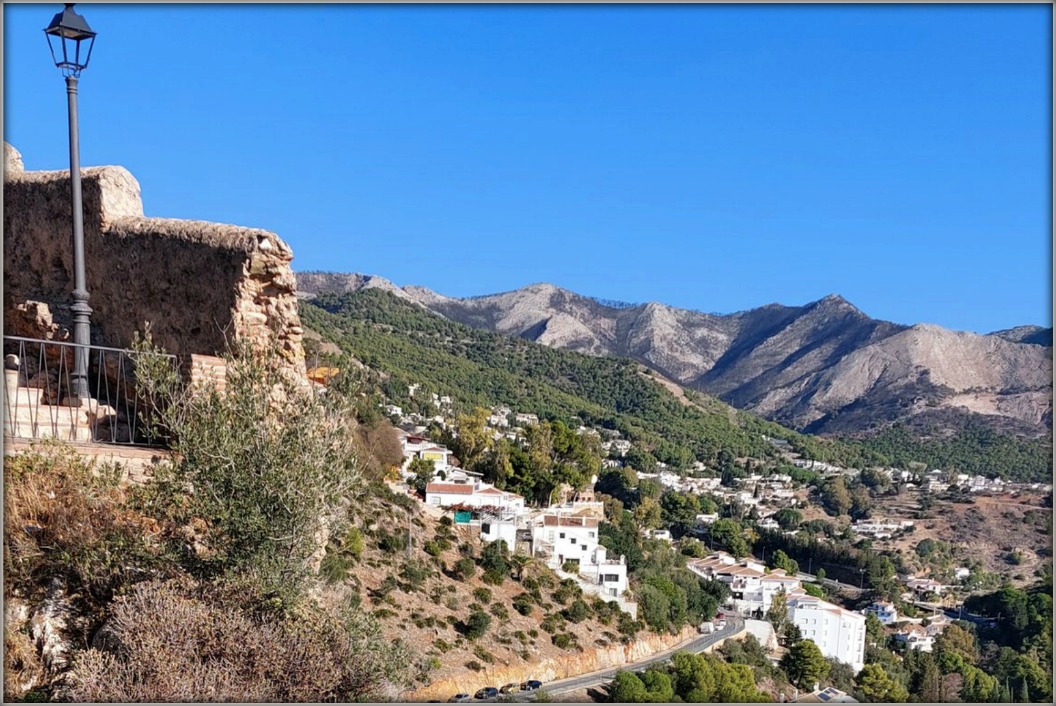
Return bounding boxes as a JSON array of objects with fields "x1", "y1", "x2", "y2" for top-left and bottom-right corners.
[{"x1": 44, "y1": 4, "x2": 96, "y2": 77}]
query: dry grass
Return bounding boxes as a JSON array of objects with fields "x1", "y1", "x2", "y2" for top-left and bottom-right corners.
[
  {"x1": 65, "y1": 579, "x2": 409, "y2": 702},
  {"x1": 3, "y1": 442, "x2": 163, "y2": 605},
  {"x1": 3, "y1": 623, "x2": 45, "y2": 701}
]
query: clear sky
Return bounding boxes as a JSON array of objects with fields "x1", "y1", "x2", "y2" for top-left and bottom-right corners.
[{"x1": 3, "y1": 3, "x2": 1051, "y2": 334}]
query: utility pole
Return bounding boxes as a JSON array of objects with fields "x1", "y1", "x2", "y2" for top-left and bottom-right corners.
[{"x1": 406, "y1": 508, "x2": 413, "y2": 560}]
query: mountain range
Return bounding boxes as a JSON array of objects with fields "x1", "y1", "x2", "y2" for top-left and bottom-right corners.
[{"x1": 295, "y1": 272, "x2": 1052, "y2": 438}]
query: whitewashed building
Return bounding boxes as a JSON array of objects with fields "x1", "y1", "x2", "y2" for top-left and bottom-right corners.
[
  {"x1": 894, "y1": 624, "x2": 934, "y2": 652},
  {"x1": 862, "y1": 601, "x2": 899, "y2": 625},
  {"x1": 425, "y1": 480, "x2": 526, "y2": 545},
  {"x1": 530, "y1": 512, "x2": 629, "y2": 599},
  {"x1": 787, "y1": 594, "x2": 866, "y2": 673},
  {"x1": 397, "y1": 431, "x2": 454, "y2": 477}
]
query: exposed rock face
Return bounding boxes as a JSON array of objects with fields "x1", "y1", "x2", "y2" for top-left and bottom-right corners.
[
  {"x1": 991, "y1": 325, "x2": 1053, "y2": 346},
  {"x1": 5, "y1": 142, "x2": 25, "y2": 173},
  {"x1": 296, "y1": 273, "x2": 1052, "y2": 436},
  {"x1": 29, "y1": 578, "x2": 73, "y2": 675},
  {"x1": 3, "y1": 143, "x2": 305, "y2": 380},
  {"x1": 404, "y1": 625, "x2": 699, "y2": 701}
]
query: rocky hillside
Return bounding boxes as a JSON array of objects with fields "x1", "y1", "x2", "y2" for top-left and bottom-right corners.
[{"x1": 295, "y1": 272, "x2": 1052, "y2": 438}]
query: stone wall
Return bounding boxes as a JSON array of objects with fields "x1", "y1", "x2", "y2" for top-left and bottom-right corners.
[{"x1": 3, "y1": 143, "x2": 305, "y2": 380}]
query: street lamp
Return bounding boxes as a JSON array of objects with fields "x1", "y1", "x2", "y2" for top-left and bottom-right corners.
[{"x1": 44, "y1": 3, "x2": 96, "y2": 401}]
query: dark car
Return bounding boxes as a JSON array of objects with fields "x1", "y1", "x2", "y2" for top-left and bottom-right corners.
[
  {"x1": 521, "y1": 680, "x2": 543, "y2": 692},
  {"x1": 474, "y1": 687, "x2": 499, "y2": 700}
]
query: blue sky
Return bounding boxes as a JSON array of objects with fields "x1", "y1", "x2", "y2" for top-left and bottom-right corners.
[{"x1": 3, "y1": 3, "x2": 1051, "y2": 334}]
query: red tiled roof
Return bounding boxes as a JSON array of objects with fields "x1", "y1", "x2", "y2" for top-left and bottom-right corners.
[{"x1": 426, "y1": 483, "x2": 473, "y2": 495}]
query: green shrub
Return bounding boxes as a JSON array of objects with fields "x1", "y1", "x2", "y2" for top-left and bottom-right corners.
[
  {"x1": 553, "y1": 579, "x2": 581, "y2": 605},
  {"x1": 132, "y1": 337, "x2": 362, "y2": 606},
  {"x1": 490, "y1": 603, "x2": 510, "y2": 621},
  {"x1": 473, "y1": 587, "x2": 493, "y2": 604},
  {"x1": 400, "y1": 562, "x2": 431, "y2": 591},
  {"x1": 552, "y1": 633, "x2": 574, "y2": 649},
  {"x1": 618, "y1": 613, "x2": 640, "y2": 638},
  {"x1": 453, "y1": 557, "x2": 476, "y2": 580},
  {"x1": 466, "y1": 660, "x2": 483, "y2": 672},
  {"x1": 562, "y1": 560, "x2": 581, "y2": 574},
  {"x1": 378, "y1": 530, "x2": 408, "y2": 554},
  {"x1": 461, "y1": 610, "x2": 492, "y2": 640},
  {"x1": 479, "y1": 540, "x2": 510, "y2": 585},
  {"x1": 434, "y1": 638, "x2": 452, "y2": 653},
  {"x1": 540, "y1": 614, "x2": 564, "y2": 634},
  {"x1": 473, "y1": 646, "x2": 495, "y2": 664},
  {"x1": 513, "y1": 593, "x2": 535, "y2": 617},
  {"x1": 320, "y1": 549, "x2": 355, "y2": 584},
  {"x1": 565, "y1": 599, "x2": 591, "y2": 623},
  {"x1": 424, "y1": 541, "x2": 443, "y2": 558}
]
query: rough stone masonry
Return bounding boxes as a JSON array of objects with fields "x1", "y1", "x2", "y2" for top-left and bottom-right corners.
[{"x1": 3, "y1": 142, "x2": 306, "y2": 380}]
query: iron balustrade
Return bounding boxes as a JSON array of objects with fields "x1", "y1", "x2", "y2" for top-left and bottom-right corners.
[{"x1": 3, "y1": 335, "x2": 176, "y2": 447}]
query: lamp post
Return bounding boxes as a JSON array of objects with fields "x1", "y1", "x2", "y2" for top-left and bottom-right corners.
[{"x1": 44, "y1": 4, "x2": 96, "y2": 401}]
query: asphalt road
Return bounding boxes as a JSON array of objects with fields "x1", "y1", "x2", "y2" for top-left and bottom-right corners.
[
  {"x1": 539, "y1": 616, "x2": 745, "y2": 696},
  {"x1": 796, "y1": 572, "x2": 866, "y2": 597}
]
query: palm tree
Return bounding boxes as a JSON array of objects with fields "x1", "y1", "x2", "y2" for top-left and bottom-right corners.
[{"x1": 510, "y1": 553, "x2": 533, "y2": 582}]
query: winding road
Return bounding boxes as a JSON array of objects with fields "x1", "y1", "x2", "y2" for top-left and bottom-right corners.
[{"x1": 539, "y1": 616, "x2": 745, "y2": 696}]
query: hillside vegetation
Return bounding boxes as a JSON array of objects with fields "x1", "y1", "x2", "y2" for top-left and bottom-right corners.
[{"x1": 301, "y1": 290, "x2": 1051, "y2": 482}]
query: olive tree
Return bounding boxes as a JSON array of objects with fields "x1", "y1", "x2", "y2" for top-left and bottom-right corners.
[{"x1": 133, "y1": 333, "x2": 363, "y2": 607}]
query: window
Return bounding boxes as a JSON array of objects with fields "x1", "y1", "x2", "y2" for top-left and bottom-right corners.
[
  {"x1": 570, "y1": 537, "x2": 576, "y2": 544},
  {"x1": 589, "y1": 531, "x2": 595, "y2": 538},
  {"x1": 559, "y1": 532, "x2": 565, "y2": 539},
  {"x1": 581, "y1": 545, "x2": 587, "y2": 551}
]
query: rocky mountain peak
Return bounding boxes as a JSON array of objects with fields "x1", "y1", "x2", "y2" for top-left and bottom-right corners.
[{"x1": 294, "y1": 271, "x2": 1051, "y2": 437}]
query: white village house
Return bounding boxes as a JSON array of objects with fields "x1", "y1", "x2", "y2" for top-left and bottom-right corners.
[
  {"x1": 425, "y1": 480, "x2": 526, "y2": 546},
  {"x1": 862, "y1": 600, "x2": 899, "y2": 625},
  {"x1": 529, "y1": 511, "x2": 629, "y2": 601},
  {"x1": 688, "y1": 552, "x2": 864, "y2": 671},
  {"x1": 787, "y1": 594, "x2": 867, "y2": 673},
  {"x1": 687, "y1": 552, "x2": 800, "y2": 616}
]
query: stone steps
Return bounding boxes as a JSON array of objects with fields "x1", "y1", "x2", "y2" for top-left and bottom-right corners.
[{"x1": 4, "y1": 378, "x2": 119, "y2": 443}]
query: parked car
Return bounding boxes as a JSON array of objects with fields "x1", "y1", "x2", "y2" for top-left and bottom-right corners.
[
  {"x1": 500, "y1": 683, "x2": 521, "y2": 694},
  {"x1": 447, "y1": 694, "x2": 471, "y2": 703},
  {"x1": 521, "y1": 680, "x2": 543, "y2": 692},
  {"x1": 474, "y1": 687, "x2": 499, "y2": 700},
  {"x1": 698, "y1": 621, "x2": 714, "y2": 634}
]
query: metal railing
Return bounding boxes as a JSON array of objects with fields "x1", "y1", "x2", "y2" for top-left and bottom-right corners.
[{"x1": 3, "y1": 335, "x2": 177, "y2": 447}]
